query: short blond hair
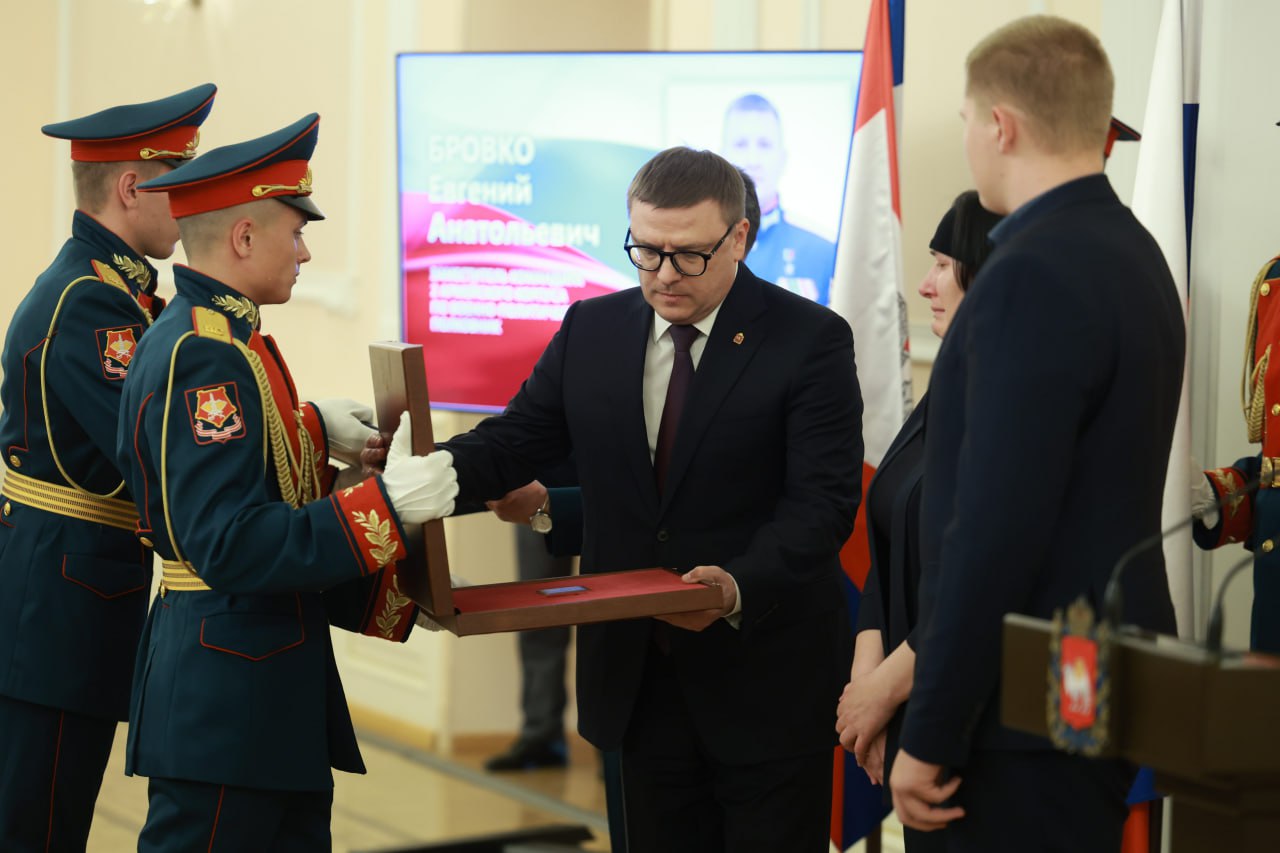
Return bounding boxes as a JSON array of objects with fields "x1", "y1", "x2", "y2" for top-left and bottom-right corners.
[
  {"x1": 72, "y1": 162, "x2": 127, "y2": 213},
  {"x1": 72, "y1": 160, "x2": 169, "y2": 213},
  {"x1": 966, "y1": 15, "x2": 1113, "y2": 156},
  {"x1": 177, "y1": 199, "x2": 281, "y2": 257}
]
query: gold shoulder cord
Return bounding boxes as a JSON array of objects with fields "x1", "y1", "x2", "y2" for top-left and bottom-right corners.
[
  {"x1": 39, "y1": 275, "x2": 148, "y2": 498},
  {"x1": 1243, "y1": 260, "x2": 1276, "y2": 443},
  {"x1": 158, "y1": 333, "x2": 322, "y2": 571},
  {"x1": 229, "y1": 339, "x2": 321, "y2": 509}
]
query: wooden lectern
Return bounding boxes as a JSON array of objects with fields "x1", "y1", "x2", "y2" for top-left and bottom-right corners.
[
  {"x1": 1002, "y1": 614, "x2": 1280, "y2": 852},
  {"x1": 369, "y1": 341, "x2": 722, "y2": 636}
]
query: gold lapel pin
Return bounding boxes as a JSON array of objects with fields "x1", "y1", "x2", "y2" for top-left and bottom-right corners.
[{"x1": 732, "y1": 332, "x2": 745, "y2": 345}]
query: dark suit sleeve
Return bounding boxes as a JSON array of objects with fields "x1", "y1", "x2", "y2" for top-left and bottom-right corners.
[
  {"x1": 855, "y1": 555, "x2": 885, "y2": 634},
  {"x1": 901, "y1": 251, "x2": 1106, "y2": 767},
  {"x1": 729, "y1": 311, "x2": 863, "y2": 632},
  {"x1": 545, "y1": 486, "x2": 584, "y2": 558},
  {"x1": 442, "y1": 304, "x2": 578, "y2": 503}
]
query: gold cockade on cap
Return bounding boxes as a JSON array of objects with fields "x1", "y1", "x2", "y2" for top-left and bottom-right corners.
[
  {"x1": 139, "y1": 130, "x2": 200, "y2": 161},
  {"x1": 252, "y1": 167, "x2": 314, "y2": 198}
]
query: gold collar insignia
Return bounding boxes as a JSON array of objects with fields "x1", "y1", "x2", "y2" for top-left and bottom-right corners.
[
  {"x1": 113, "y1": 253, "x2": 152, "y2": 289},
  {"x1": 210, "y1": 294, "x2": 261, "y2": 329}
]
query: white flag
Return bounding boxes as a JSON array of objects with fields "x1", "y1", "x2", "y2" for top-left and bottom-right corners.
[{"x1": 1131, "y1": 0, "x2": 1201, "y2": 637}]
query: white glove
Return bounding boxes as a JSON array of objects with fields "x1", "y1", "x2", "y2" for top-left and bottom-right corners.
[
  {"x1": 415, "y1": 610, "x2": 447, "y2": 632},
  {"x1": 382, "y1": 411, "x2": 458, "y2": 524},
  {"x1": 1192, "y1": 470, "x2": 1220, "y2": 528},
  {"x1": 311, "y1": 398, "x2": 376, "y2": 466}
]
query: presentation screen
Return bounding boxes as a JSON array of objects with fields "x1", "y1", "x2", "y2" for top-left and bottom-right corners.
[{"x1": 396, "y1": 51, "x2": 862, "y2": 412}]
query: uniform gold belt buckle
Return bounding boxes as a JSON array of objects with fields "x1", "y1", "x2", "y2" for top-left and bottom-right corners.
[{"x1": 1263, "y1": 457, "x2": 1280, "y2": 488}]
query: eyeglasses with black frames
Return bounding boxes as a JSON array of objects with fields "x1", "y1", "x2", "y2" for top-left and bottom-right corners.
[{"x1": 623, "y1": 223, "x2": 735, "y2": 277}]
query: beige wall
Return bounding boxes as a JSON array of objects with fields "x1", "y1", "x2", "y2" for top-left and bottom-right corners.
[
  {"x1": 0, "y1": 3, "x2": 58, "y2": 320},
  {"x1": 463, "y1": 0, "x2": 650, "y2": 49},
  {"x1": 0, "y1": 0, "x2": 1261, "y2": 742}
]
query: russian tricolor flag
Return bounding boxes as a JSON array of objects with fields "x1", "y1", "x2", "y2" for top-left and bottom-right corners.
[
  {"x1": 829, "y1": 0, "x2": 909, "y2": 848},
  {"x1": 1134, "y1": 0, "x2": 1200, "y2": 643},
  {"x1": 1124, "y1": 1, "x2": 1201, "y2": 850}
]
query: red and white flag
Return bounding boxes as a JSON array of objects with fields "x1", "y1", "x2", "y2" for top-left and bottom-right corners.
[
  {"x1": 828, "y1": 0, "x2": 909, "y2": 848},
  {"x1": 831, "y1": 0, "x2": 912, "y2": 481},
  {"x1": 1132, "y1": 0, "x2": 1201, "y2": 638},
  {"x1": 830, "y1": 0, "x2": 912, "y2": 598}
]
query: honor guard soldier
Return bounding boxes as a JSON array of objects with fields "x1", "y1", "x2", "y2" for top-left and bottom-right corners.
[
  {"x1": 118, "y1": 114, "x2": 457, "y2": 851},
  {"x1": 1194, "y1": 256, "x2": 1280, "y2": 654},
  {"x1": 0, "y1": 83, "x2": 215, "y2": 852}
]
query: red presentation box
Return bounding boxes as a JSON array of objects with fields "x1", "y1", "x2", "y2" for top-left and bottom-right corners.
[{"x1": 369, "y1": 341, "x2": 722, "y2": 636}]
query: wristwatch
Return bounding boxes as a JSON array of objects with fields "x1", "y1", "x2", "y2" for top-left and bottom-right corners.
[{"x1": 530, "y1": 495, "x2": 553, "y2": 534}]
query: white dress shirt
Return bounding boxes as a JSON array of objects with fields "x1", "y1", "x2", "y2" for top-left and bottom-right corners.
[
  {"x1": 642, "y1": 304, "x2": 721, "y2": 461},
  {"x1": 640, "y1": 299, "x2": 742, "y2": 623}
]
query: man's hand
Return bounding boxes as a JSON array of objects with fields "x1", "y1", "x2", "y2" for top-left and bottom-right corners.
[
  {"x1": 486, "y1": 481, "x2": 548, "y2": 524},
  {"x1": 361, "y1": 432, "x2": 388, "y2": 477},
  {"x1": 311, "y1": 398, "x2": 377, "y2": 466},
  {"x1": 655, "y1": 565, "x2": 736, "y2": 631},
  {"x1": 835, "y1": 667, "x2": 898, "y2": 763},
  {"x1": 382, "y1": 412, "x2": 459, "y2": 524},
  {"x1": 890, "y1": 749, "x2": 965, "y2": 832}
]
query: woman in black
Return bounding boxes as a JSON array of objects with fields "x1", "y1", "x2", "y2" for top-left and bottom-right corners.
[{"x1": 835, "y1": 191, "x2": 1002, "y2": 852}]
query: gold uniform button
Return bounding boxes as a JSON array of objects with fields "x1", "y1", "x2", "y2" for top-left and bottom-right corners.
[
  {"x1": 8, "y1": 455, "x2": 19, "y2": 468},
  {"x1": 139, "y1": 537, "x2": 154, "y2": 548},
  {"x1": 1264, "y1": 283, "x2": 1273, "y2": 297},
  {"x1": 1271, "y1": 404, "x2": 1279, "y2": 416},
  {"x1": 2, "y1": 502, "x2": 9, "y2": 517},
  {"x1": 1264, "y1": 540, "x2": 1275, "y2": 554}
]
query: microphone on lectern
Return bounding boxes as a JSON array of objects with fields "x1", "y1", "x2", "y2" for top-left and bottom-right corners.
[{"x1": 1102, "y1": 476, "x2": 1259, "y2": 631}]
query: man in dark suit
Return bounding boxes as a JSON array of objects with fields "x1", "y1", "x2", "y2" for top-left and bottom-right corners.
[
  {"x1": 440, "y1": 147, "x2": 863, "y2": 852},
  {"x1": 0, "y1": 84, "x2": 215, "y2": 851},
  {"x1": 889, "y1": 16, "x2": 1184, "y2": 852}
]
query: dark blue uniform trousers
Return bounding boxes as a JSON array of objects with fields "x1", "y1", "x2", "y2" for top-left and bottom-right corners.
[
  {"x1": 0, "y1": 694, "x2": 116, "y2": 852},
  {"x1": 139, "y1": 777, "x2": 332, "y2": 852}
]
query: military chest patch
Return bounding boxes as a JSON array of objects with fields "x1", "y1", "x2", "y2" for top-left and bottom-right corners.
[
  {"x1": 186, "y1": 382, "x2": 246, "y2": 444},
  {"x1": 96, "y1": 324, "x2": 143, "y2": 380}
]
